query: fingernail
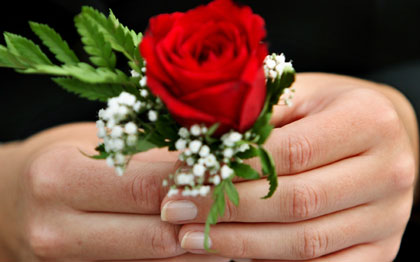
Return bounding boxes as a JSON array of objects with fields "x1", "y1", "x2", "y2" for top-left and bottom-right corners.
[
  {"x1": 161, "y1": 200, "x2": 198, "y2": 222},
  {"x1": 181, "y1": 231, "x2": 211, "y2": 250}
]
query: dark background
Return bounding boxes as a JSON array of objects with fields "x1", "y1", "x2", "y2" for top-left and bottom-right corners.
[{"x1": 1, "y1": 0, "x2": 419, "y2": 260}]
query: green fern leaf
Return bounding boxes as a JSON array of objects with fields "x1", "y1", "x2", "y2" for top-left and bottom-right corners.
[{"x1": 29, "y1": 22, "x2": 79, "y2": 65}]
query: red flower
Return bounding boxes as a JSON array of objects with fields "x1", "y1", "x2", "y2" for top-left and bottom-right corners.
[{"x1": 140, "y1": 0, "x2": 268, "y2": 134}]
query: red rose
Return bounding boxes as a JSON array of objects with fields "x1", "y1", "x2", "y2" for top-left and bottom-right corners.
[{"x1": 140, "y1": 0, "x2": 268, "y2": 134}]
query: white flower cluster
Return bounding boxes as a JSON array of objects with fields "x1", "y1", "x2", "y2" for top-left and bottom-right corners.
[
  {"x1": 279, "y1": 86, "x2": 296, "y2": 107},
  {"x1": 97, "y1": 91, "x2": 142, "y2": 176},
  {"x1": 165, "y1": 125, "x2": 252, "y2": 197},
  {"x1": 130, "y1": 68, "x2": 161, "y2": 122},
  {"x1": 264, "y1": 53, "x2": 293, "y2": 81},
  {"x1": 264, "y1": 53, "x2": 296, "y2": 107}
]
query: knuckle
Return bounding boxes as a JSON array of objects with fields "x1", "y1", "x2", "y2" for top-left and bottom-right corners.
[
  {"x1": 281, "y1": 134, "x2": 314, "y2": 174},
  {"x1": 231, "y1": 235, "x2": 250, "y2": 258},
  {"x1": 27, "y1": 224, "x2": 64, "y2": 259},
  {"x1": 129, "y1": 173, "x2": 162, "y2": 213},
  {"x1": 295, "y1": 227, "x2": 329, "y2": 259},
  {"x1": 389, "y1": 154, "x2": 416, "y2": 191},
  {"x1": 288, "y1": 182, "x2": 325, "y2": 221},
  {"x1": 25, "y1": 148, "x2": 68, "y2": 200},
  {"x1": 149, "y1": 223, "x2": 181, "y2": 256}
]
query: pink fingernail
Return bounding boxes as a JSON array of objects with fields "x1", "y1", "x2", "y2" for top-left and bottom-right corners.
[
  {"x1": 161, "y1": 200, "x2": 198, "y2": 222},
  {"x1": 181, "y1": 231, "x2": 211, "y2": 251}
]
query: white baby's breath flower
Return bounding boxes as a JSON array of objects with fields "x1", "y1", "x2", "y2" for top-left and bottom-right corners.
[
  {"x1": 139, "y1": 76, "x2": 147, "y2": 87},
  {"x1": 140, "y1": 89, "x2": 148, "y2": 97},
  {"x1": 238, "y1": 143, "x2": 250, "y2": 152},
  {"x1": 117, "y1": 106, "x2": 129, "y2": 117},
  {"x1": 112, "y1": 138, "x2": 125, "y2": 151},
  {"x1": 223, "y1": 148, "x2": 234, "y2": 158},
  {"x1": 175, "y1": 139, "x2": 187, "y2": 150},
  {"x1": 126, "y1": 135, "x2": 137, "y2": 146},
  {"x1": 118, "y1": 92, "x2": 136, "y2": 106},
  {"x1": 193, "y1": 164, "x2": 206, "y2": 177},
  {"x1": 184, "y1": 148, "x2": 192, "y2": 156},
  {"x1": 111, "y1": 126, "x2": 123, "y2": 138},
  {"x1": 229, "y1": 132, "x2": 242, "y2": 142},
  {"x1": 186, "y1": 157, "x2": 195, "y2": 166},
  {"x1": 162, "y1": 179, "x2": 168, "y2": 187},
  {"x1": 201, "y1": 126, "x2": 208, "y2": 134},
  {"x1": 204, "y1": 154, "x2": 217, "y2": 167},
  {"x1": 266, "y1": 58, "x2": 276, "y2": 69},
  {"x1": 189, "y1": 140, "x2": 202, "y2": 153},
  {"x1": 115, "y1": 166, "x2": 124, "y2": 176},
  {"x1": 167, "y1": 188, "x2": 179, "y2": 197},
  {"x1": 106, "y1": 156, "x2": 114, "y2": 167},
  {"x1": 178, "y1": 127, "x2": 189, "y2": 138},
  {"x1": 124, "y1": 122, "x2": 138, "y2": 135},
  {"x1": 199, "y1": 186, "x2": 210, "y2": 196},
  {"x1": 130, "y1": 70, "x2": 140, "y2": 77},
  {"x1": 133, "y1": 101, "x2": 142, "y2": 112},
  {"x1": 148, "y1": 110, "x2": 158, "y2": 122},
  {"x1": 190, "y1": 124, "x2": 201, "y2": 136},
  {"x1": 212, "y1": 175, "x2": 221, "y2": 185},
  {"x1": 199, "y1": 145, "x2": 210, "y2": 157},
  {"x1": 115, "y1": 153, "x2": 125, "y2": 165},
  {"x1": 221, "y1": 165, "x2": 234, "y2": 179},
  {"x1": 176, "y1": 173, "x2": 194, "y2": 186}
]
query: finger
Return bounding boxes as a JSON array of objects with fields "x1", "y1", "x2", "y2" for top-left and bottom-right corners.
[
  {"x1": 251, "y1": 234, "x2": 403, "y2": 262},
  {"x1": 253, "y1": 84, "x2": 395, "y2": 176},
  {"x1": 33, "y1": 145, "x2": 174, "y2": 214},
  {"x1": 101, "y1": 254, "x2": 231, "y2": 262},
  {"x1": 177, "y1": 194, "x2": 410, "y2": 260},
  {"x1": 161, "y1": 148, "x2": 413, "y2": 223},
  {"x1": 46, "y1": 214, "x2": 184, "y2": 260}
]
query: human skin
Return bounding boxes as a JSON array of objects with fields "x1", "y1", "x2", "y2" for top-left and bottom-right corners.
[{"x1": 0, "y1": 73, "x2": 417, "y2": 261}]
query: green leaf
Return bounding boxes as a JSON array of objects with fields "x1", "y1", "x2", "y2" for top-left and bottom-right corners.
[
  {"x1": 236, "y1": 145, "x2": 259, "y2": 159},
  {"x1": 258, "y1": 146, "x2": 278, "y2": 199},
  {"x1": 231, "y1": 162, "x2": 260, "y2": 180},
  {"x1": 52, "y1": 77, "x2": 124, "y2": 102},
  {"x1": 204, "y1": 123, "x2": 220, "y2": 144},
  {"x1": 29, "y1": 22, "x2": 79, "y2": 65},
  {"x1": 257, "y1": 123, "x2": 274, "y2": 144},
  {"x1": 80, "y1": 144, "x2": 110, "y2": 159},
  {"x1": 4, "y1": 32, "x2": 52, "y2": 66},
  {"x1": 80, "y1": 6, "x2": 140, "y2": 63},
  {"x1": 204, "y1": 182, "x2": 227, "y2": 251},
  {"x1": 225, "y1": 179, "x2": 239, "y2": 206},
  {"x1": 0, "y1": 45, "x2": 26, "y2": 68},
  {"x1": 135, "y1": 137, "x2": 158, "y2": 152},
  {"x1": 253, "y1": 112, "x2": 272, "y2": 134},
  {"x1": 21, "y1": 63, "x2": 131, "y2": 85},
  {"x1": 74, "y1": 14, "x2": 116, "y2": 69}
]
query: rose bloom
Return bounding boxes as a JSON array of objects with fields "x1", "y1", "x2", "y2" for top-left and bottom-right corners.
[{"x1": 140, "y1": 0, "x2": 268, "y2": 134}]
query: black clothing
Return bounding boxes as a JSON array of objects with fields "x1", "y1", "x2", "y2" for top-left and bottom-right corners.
[{"x1": 1, "y1": 1, "x2": 419, "y2": 260}]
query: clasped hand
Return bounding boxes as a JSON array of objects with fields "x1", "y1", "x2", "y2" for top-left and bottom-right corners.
[{"x1": 0, "y1": 73, "x2": 417, "y2": 262}]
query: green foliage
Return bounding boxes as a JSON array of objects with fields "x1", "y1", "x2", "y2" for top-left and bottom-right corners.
[
  {"x1": 74, "y1": 15, "x2": 116, "y2": 69},
  {"x1": 225, "y1": 179, "x2": 239, "y2": 206},
  {"x1": 258, "y1": 146, "x2": 278, "y2": 199},
  {"x1": 0, "y1": 6, "x2": 143, "y2": 102},
  {"x1": 53, "y1": 78, "x2": 125, "y2": 102},
  {"x1": 4, "y1": 32, "x2": 52, "y2": 66},
  {"x1": 29, "y1": 22, "x2": 79, "y2": 65},
  {"x1": 79, "y1": 6, "x2": 143, "y2": 71},
  {"x1": 231, "y1": 162, "x2": 260, "y2": 180},
  {"x1": 236, "y1": 144, "x2": 259, "y2": 159}
]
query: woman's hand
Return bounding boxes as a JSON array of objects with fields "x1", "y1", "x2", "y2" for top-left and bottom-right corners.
[
  {"x1": 160, "y1": 73, "x2": 418, "y2": 261},
  {"x1": 0, "y1": 123, "x2": 231, "y2": 262}
]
